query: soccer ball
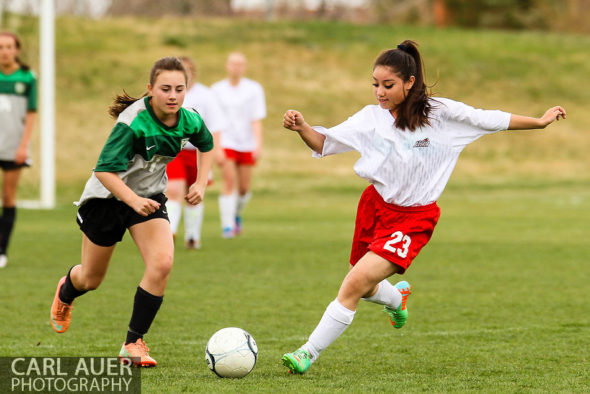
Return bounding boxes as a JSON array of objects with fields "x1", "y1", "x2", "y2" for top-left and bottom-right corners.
[{"x1": 205, "y1": 327, "x2": 258, "y2": 378}]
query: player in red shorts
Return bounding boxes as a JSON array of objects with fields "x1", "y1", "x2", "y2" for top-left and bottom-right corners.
[
  {"x1": 280, "y1": 40, "x2": 566, "y2": 374},
  {"x1": 165, "y1": 57, "x2": 225, "y2": 249},
  {"x1": 211, "y1": 53, "x2": 266, "y2": 238}
]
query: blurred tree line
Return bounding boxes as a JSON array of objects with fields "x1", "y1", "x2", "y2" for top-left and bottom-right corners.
[{"x1": 1, "y1": 0, "x2": 587, "y2": 34}]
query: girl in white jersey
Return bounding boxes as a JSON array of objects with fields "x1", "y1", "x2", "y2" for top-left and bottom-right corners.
[
  {"x1": 281, "y1": 40, "x2": 566, "y2": 374},
  {"x1": 49, "y1": 57, "x2": 214, "y2": 367},
  {"x1": 211, "y1": 52, "x2": 266, "y2": 238},
  {"x1": 165, "y1": 56, "x2": 225, "y2": 249}
]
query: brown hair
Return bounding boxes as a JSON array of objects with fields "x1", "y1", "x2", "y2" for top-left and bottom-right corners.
[
  {"x1": 108, "y1": 56, "x2": 188, "y2": 118},
  {"x1": 374, "y1": 40, "x2": 432, "y2": 131},
  {"x1": 0, "y1": 32, "x2": 30, "y2": 71}
]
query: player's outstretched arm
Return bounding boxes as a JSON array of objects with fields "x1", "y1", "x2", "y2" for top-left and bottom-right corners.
[
  {"x1": 283, "y1": 110, "x2": 326, "y2": 154},
  {"x1": 508, "y1": 106, "x2": 566, "y2": 130}
]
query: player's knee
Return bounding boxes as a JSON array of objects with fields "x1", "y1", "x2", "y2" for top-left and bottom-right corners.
[{"x1": 150, "y1": 253, "x2": 174, "y2": 278}]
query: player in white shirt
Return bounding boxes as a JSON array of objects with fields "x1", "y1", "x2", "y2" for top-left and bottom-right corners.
[
  {"x1": 165, "y1": 57, "x2": 225, "y2": 249},
  {"x1": 211, "y1": 52, "x2": 266, "y2": 238},
  {"x1": 281, "y1": 40, "x2": 566, "y2": 374}
]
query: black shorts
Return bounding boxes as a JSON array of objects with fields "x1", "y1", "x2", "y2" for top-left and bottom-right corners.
[
  {"x1": 76, "y1": 193, "x2": 169, "y2": 247},
  {"x1": 0, "y1": 160, "x2": 30, "y2": 170}
]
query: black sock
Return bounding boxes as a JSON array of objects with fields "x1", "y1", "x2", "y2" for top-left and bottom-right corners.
[
  {"x1": 0, "y1": 207, "x2": 16, "y2": 255},
  {"x1": 125, "y1": 286, "x2": 163, "y2": 345},
  {"x1": 59, "y1": 267, "x2": 88, "y2": 304}
]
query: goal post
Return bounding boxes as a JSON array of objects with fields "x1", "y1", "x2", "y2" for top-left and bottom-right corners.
[
  {"x1": 20, "y1": 0, "x2": 55, "y2": 209},
  {"x1": 39, "y1": 0, "x2": 55, "y2": 209}
]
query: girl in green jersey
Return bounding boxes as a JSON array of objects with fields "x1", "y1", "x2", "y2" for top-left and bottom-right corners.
[
  {"x1": 0, "y1": 32, "x2": 37, "y2": 268},
  {"x1": 50, "y1": 57, "x2": 214, "y2": 366}
]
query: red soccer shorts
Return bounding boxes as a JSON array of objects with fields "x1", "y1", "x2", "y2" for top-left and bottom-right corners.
[
  {"x1": 224, "y1": 148, "x2": 256, "y2": 165},
  {"x1": 350, "y1": 185, "x2": 440, "y2": 273},
  {"x1": 167, "y1": 149, "x2": 197, "y2": 185}
]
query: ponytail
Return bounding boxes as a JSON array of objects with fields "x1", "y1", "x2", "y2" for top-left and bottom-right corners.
[
  {"x1": 108, "y1": 56, "x2": 188, "y2": 119},
  {"x1": 108, "y1": 90, "x2": 148, "y2": 119},
  {"x1": 374, "y1": 40, "x2": 431, "y2": 131}
]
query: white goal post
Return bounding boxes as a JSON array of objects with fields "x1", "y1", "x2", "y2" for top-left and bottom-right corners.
[{"x1": 19, "y1": 0, "x2": 55, "y2": 209}]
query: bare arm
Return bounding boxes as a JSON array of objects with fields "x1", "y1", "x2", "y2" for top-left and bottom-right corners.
[
  {"x1": 186, "y1": 149, "x2": 214, "y2": 205},
  {"x1": 252, "y1": 119, "x2": 263, "y2": 159},
  {"x1": 282, "y1": 110, "x2": 326, "y2": 154},
  {"x1": 95, "y1": 171, "x2": 160, "y2": 216},
  {"x1": 508, "y1": 106, "x2": 566, "y2": 130},
  {"x1": 15, "y1": 112, "x2": 36, "y2": 164}
]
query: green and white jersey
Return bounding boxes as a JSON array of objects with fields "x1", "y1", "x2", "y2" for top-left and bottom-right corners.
[
  {"x1": 77, "y1": 96, "x2": 213, "y2": 206},
  {"x1": 0, "y1": 68, "x2": 37, "y2": 161}
]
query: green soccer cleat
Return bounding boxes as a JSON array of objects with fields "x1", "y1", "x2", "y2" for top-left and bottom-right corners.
[
  {"x1": 282, "y1": 349, "x2": 312, "y2": 374},
  {"x1": 383, "y1": 280, "x2": 412, "y2": 329}
]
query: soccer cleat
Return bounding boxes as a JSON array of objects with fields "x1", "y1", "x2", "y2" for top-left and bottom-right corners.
[
  {"x1": 118, "y1": 338, "x2": 157, "y2": 367},
  {"x1": 282, "y1": 349, "x2": 312, "y2": 374},
  {"x1": 185, "y1": 238, "x2": 201, "y2": 250},
  {"x1": 234, "y1": 216, "x2": 243, "y2": 235},
  {"x1": 383, "y1": 280, "x2": 412, "y2": 329},
  {"x1": 222, "y1": 227, "x2": 234, "y2": 239},
  {"x1": 50, "y1": 276, "x2": 73, "y2": 333},
  {"x1": 0, "y1": 254, "x2": 6, "y2": 268}
]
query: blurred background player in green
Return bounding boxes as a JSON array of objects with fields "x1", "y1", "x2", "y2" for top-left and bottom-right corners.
[
  {"x1": 165, "y1": 56, "x2": 225, "y2": 250},
  {"x1": 212, "y1": 52, "x2": 266, "y2": 238},
  {"x1": 49, "y1": 57, "x2": 214, "y2": 366},
  {"x1": 0, "y1": 32, "x2": 37, "y2": 269}
]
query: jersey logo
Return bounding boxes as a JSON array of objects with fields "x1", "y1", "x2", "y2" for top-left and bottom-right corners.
[
  {"x1": 14, "y1": 82, "x2": 26, "y2": 94},
  {"x1": 146, "y1": 145, "x2": 156, "y2": 151},
  {"x1": 413, "y1": 138, "x2": 430, "y2": 148}
]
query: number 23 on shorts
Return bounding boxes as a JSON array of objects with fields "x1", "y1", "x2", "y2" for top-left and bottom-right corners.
[{"x1": 384, "y1": 231, "x2": 411, "y2": 258}]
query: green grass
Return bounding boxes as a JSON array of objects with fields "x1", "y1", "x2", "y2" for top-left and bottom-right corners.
[
  {"x1": 1, "y1": 180, "x2": 589, "y2": 392},
  {"x1": 3, "y1": 14, "x2": 590, "y2": 201},
  {"x1": 1, "y1": 13, "x2": 589, "y2": 392}
]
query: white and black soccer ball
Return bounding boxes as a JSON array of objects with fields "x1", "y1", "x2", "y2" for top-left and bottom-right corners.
[{"x1": 205, "y1": 327, "x2": 258, "y2": 378}]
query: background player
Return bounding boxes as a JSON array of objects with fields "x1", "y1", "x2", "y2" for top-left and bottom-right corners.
[
  {"x1": 0, "y1": 32, "x2": 37, "y2": 269},
  {"x1": 281, "y1": 40, "x2": 566, "y2": 374},
  {"x1": 165, "y1": 56, "x2": 225, "y2": 249},
  {"x1": 211, "y1": 52, "x2": 266, "y2": 238},
  {"x1": 49, "y1": 57, "x2": 214, "y2": 366}
]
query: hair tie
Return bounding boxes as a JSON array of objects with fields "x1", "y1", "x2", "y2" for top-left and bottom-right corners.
[{"x1": 397, "y1": 44, "x2": 408, "y2": 52}]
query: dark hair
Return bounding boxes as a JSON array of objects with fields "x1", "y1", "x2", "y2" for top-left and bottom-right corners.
[
  {"x1": 0, "y1": 32, "x2": 30, "y2": 71},
  {"x1": 108, "y1": 56, "x2": 188, "y2": 119},
  {"x1": 374, "y1": 40, "x2": 431, "y2": 131}
]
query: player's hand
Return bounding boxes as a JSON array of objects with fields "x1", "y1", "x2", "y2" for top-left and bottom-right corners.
[
  {"x1": 539, "y1": 106, "x2": 566, "y2": 127},
  {"x1": 186, "y1": 183, "x2": 205, "y2": 205},
  {"x1": 283, "y1": 110, "x2": 305, "y2": 132},
  {"x1": 131, "y1": 197, "x2": 161, "y2": 217},
  {"x1": 215, "y1": 148, "x2": 226, "y2": 167},
  {"x1": 14, "y1": 146, "x2": 28, "y2": 164}
]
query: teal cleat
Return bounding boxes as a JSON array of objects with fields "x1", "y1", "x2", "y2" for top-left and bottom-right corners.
[
  {"x1": 282, "y1": 349, "x2": 312, "y2": 374},
  {"x1": 383, "y1": 281, "x2": 412, "y2": 329}
]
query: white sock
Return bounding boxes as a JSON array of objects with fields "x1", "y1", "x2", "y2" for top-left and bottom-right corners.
[
  {"x1": 300, "y1": 299, "x2": 356, "y2": 362},
  {"x1": 166, "y1": 200, "x2": 182, "y2": 236},
  {"x1": 236, "y1": 192, "x2": 251, "y2": 218},
  {"x1": 184, "y1": 203, "x2": 203, "y2": 241},
  {"x1": 218, "y1": 193, "x2": 237, "y2": 230},
  {"x1": 362, "y1": 279, "x2": 402, "y2": 309}
]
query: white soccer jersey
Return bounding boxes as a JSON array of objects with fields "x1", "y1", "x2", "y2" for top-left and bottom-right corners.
[
  {"x1": 211, "y1": 77, "x2": 266, "y2": 152},
  {"x1": 313, "y1": 97, "x2": 512, "y2": 206},
  {"x1": 182, "y1": 82, "x2": 226, "y2": 150}
]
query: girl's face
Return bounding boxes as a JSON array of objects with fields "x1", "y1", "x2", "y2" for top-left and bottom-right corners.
[
  {"x1": 372, "y1": 65, "x2": 415, "y2": 112},
  {"x1": 0, "y1": 35, "x2": 19, "y2": 69},
  {"x1": 148, "y1": 70, "x2": 186, "y2": 122}
]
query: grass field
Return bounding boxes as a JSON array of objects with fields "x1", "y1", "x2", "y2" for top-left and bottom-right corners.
[
  {"x1": 0, "y1": 13, "x2": 589, "y2": 393},
  {"x1": 1, "y1": 179, "x2": 589, "y2": 392}
]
